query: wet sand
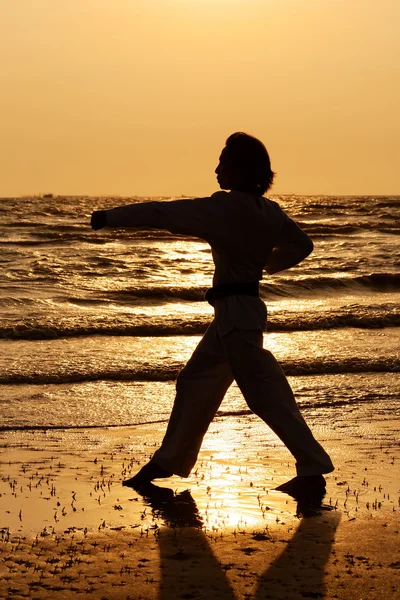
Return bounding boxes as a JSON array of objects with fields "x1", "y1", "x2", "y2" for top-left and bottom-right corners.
[{"x1": 0, "y1": 414, "x2": 399, "y2": 599}]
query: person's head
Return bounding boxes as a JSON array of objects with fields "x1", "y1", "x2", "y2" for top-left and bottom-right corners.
[{"x1": 215, "y1": 132, "x2": 275, "y2": 195}]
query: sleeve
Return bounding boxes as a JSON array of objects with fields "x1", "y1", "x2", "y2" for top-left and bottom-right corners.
[
  {"x1": 105, "y1": 193, "x2": 226, "y2": 241},
  {"x1": 264, "y1": 212, "x2": 314, "y2": 274}
]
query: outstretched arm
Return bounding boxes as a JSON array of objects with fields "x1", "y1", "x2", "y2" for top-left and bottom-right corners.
[
  {"x1": 90, "y1": 194, "x2": 225, "y2": 241},
  {"x1": 90, "y1": 202, "x2": 169, "y2": 231},
  {"x1": 264, "y1": 214, "x2": 313, "y2": 274}
]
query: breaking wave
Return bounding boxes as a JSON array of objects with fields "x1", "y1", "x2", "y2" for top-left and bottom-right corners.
[
  {"x1": 1, "y1": 356, "x2": 398, "y2": 385},
  {"x1": 1, "y1": 307, "x2": 398, "y2": 340}
]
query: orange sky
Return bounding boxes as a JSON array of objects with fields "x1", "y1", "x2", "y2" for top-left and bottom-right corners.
[{"x1": 1, "y1": 0, "x2": 399, "y2": 196}]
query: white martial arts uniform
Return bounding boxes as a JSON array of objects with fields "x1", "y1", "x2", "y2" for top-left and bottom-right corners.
[{"x1": 106, "y1": 191, "x2": 334, "y2": 477}]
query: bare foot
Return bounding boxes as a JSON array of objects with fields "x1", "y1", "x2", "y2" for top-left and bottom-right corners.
[
  {"x1": 122, "y1": 461, "x2": 173, "y2": 489},
  {"x1": 275, "y1": 474, "x2": 326, "y2": 498}
]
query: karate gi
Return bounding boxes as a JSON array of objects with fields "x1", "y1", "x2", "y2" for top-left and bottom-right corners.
[{"x1": 106, "y1": 191, "x2": 334, "y2": 477}]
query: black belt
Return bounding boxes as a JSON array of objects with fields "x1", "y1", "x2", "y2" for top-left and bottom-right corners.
[{"x1": 205, "y1": 282, "x2": 260, "y2": 306}]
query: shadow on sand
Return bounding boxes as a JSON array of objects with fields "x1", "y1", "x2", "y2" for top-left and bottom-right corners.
[{"x1": 135, "y1": 483, "x2": 341, "y2": 599}]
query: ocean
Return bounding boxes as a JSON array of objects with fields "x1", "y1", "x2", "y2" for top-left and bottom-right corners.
[{"x1": 0, "y1": 194, "x2": 399, "y2": 435}]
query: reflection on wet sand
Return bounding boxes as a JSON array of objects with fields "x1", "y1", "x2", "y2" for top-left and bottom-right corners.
[
  {"x1": 136, "y1": 484, "x2": 340, "y2": 599},
  {"x1": 254, "y1": 511, "x2": 341, "y2": 599}
]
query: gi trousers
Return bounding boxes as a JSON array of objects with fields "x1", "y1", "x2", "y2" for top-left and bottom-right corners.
[{"x1": 152, "y1": 320, "x2": 334, "y2": 477}]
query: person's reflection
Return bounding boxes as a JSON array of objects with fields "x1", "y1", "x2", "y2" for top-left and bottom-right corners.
[
  {"x1": 135, "y1": 483, "x2": 203, "y2": 528},
  {"x1": 135, "y1": 484, "x2": 340, "y2": 600},
  {"x1": 137, "y1": 484, "x2": 236, "y2": 599},
  {"x1": 254, "y1": 508, "x2": 341, "y2": 599}
]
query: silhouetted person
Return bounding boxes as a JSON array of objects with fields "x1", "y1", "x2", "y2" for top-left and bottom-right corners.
[{"x1": 91, "y1": 132, "x2": 334, "y2": 498}]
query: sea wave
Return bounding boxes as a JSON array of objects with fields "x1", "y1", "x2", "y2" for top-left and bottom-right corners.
[
  {"x1": 57, "y1": 272, "x2": 400, "y2": 301},
  {"x1": 2, "y1": 271, "x2": 397, "y2": 311},
  {"x1": 1, "y1": 356, "x2": 398, "y2": 385},
  {"x1": 87, "y1": 272, "x2": 400, "y2": 301},
  {"x1": 1, "y1": 308, "x2": 399, "y2": 340},
  {"x1": 305, "y1": 222, "x2": 399, "y2": 235},
  {"x1": 1, "y1": 218, "x2": 399, "y2": 245}
]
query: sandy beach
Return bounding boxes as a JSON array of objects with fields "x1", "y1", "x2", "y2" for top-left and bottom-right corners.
[{"x1": 1, "y1": 408, "x2": 398, "y2": 600}]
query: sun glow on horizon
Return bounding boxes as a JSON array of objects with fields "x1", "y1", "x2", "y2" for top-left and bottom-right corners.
[{"x1": 1, "y1": 0, "x2": 399, "y2": 196}]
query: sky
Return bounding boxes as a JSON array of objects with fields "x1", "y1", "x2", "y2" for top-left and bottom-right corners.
[{"x1": 1, "y1": 0, "x2": 399, "y2": 197}]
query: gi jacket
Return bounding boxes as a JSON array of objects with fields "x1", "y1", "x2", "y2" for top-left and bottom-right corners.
[{"x1": 105, "y1": 191, "x2": 313, "y2": 335}]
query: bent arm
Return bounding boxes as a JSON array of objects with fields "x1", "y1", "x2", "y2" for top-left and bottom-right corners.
[{"x1": 264, "y1": 214, "x2": 313, "y2": 274}]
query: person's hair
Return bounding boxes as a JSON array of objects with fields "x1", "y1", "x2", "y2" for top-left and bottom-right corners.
[{"x1": 224, "y1": 132, "x2": 275, "y2": 195}]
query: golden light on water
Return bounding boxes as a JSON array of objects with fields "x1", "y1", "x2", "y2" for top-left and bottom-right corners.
[{"x1": 189, "y1": 414, "x2": 292, "y2": 531}]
